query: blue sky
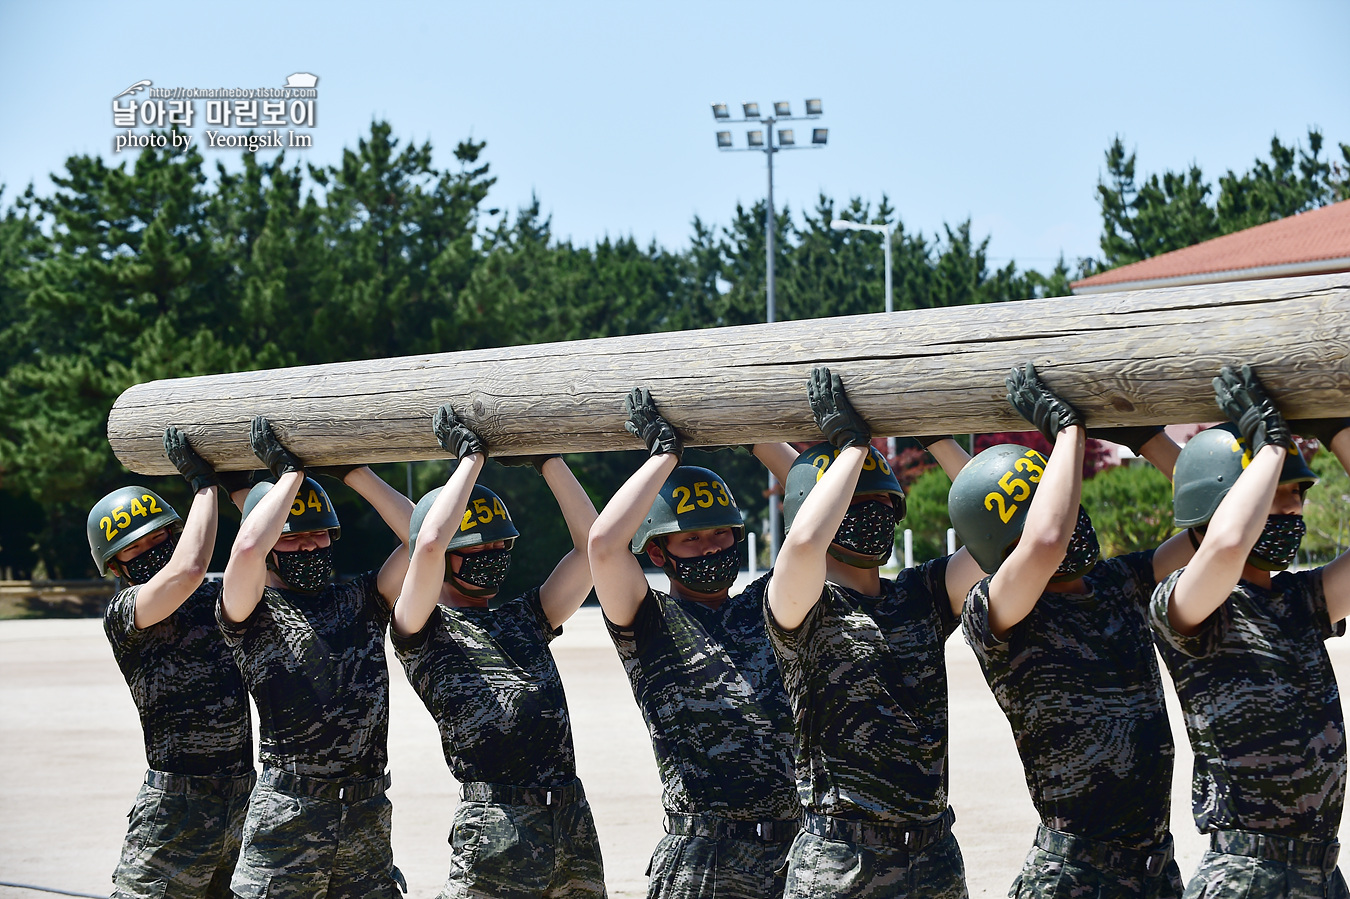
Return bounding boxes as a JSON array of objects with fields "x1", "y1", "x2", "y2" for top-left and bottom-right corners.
[{"x1": 2, "y1": 0, "x2": 1347, "y2": 275}]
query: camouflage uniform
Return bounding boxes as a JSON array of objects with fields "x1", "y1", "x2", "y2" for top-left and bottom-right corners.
[
  {"x1": 105, "y1": 579, "x2": 255, "y2": 899},
  {"x1": 963, "y1": 553, "x2": 1183, "y2": 899},
  {"x1": 605, "y1": 574, "x2": 800, "y2": 899},
  {"x1": 393, "y1": 587, "x2": 605, "y2": 898},
  {"x1": 764, "y1": 561, "x2": 967, "y2": 899},
  {"x1": 217, "y1": 571, "x2": 404, "y2": 899},
  {"x1": 1151, "y1": 567, "x2": 1347, "y2": 899}
]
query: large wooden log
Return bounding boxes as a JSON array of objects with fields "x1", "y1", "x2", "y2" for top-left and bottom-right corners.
[{"x1": 109, "y1": 273, "x2": 1350, "y2": 475}]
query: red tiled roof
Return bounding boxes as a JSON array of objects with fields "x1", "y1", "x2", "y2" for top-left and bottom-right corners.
[{"x1": 1071, "y1": 199, "x2": 1350, "y2": 293}]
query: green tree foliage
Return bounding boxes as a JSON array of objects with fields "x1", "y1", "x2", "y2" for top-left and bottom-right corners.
[
  {"x1": 1302, "y1": 448, "x2": 1350, "y2": 566},
  {"x1": 901, "y1": 466, "x2": 955, "y2": 563},
  {"x1": 1080, "y1": 461, "x2": 1176, "y2": 559},
  {"x1": 1095, "y1": 128, "x2": 1350, "y2": 270}
]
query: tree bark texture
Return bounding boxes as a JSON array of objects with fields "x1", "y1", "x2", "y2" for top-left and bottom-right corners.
[{"x1": 109, "y1": 273, "x2": 1350, "y2": 475}]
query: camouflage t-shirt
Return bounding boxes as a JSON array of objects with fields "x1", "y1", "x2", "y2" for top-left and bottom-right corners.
[
  {"x1": 105, "y1": 580, "x2": 253, "y2": 777},
  {"x1": 217, "y1": 571, "x2": 391, "y2": 779},
  {"x1": 1150, "y1": 567, "x2": 1346, "y2": 840},
  {"x1": 393, "y1": 588, "x2": 578, "y2": 787},
  {"x1": 765, "y1": 560, "x2": 956, "y2": 825},
  {"x1": 605, "y1": 574, "x2": 798, "y2": 821},
  {"x1": 963, "y1": 552, "x2": 1173, "y2": 848}
]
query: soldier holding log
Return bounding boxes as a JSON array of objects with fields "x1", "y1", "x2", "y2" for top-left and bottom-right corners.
[
  {"x1": 217, "y1": 418, "x2": 413, "y2": 899},
  {"x1": 390, "y1": 405, "x2": 607, "y2": 898}
]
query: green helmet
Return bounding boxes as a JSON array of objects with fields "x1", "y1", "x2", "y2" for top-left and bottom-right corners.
[
  {"x1": 410, "y1": 483, "x2": 519, "y2": 555},
  {"x1": 1172, "y1": 423, "x2": 1318, "y2": 528},
  {"x1": 631, "y1": 466, "x2": 745, "y2": 554},
  {"x1": 948, "y1": 444, "x2": 1049, "y2": 574},
  {"x1": 782, "y1": 443, "x2": 906, "y2": 533},
  {"x1": 242, "y1": 477, "x2": 341, "y2": 540},
  {"x1": 87, "y1": 486, "x2": 182, "y2": 576}
]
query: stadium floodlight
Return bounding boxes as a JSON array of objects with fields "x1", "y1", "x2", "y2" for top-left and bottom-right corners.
[
  {"x1": 778, "y1": 129, "x2": 795, "y2": 146},
  {"x1": 716, "y1": 131, "x2": 733, "y2": 148},
  {"x1": 712, "y1": 103, "x2": 730, "y2": 120},
  {"x1": 742, "y1": 102, "x2": 761, "y2": 119},
  {"x1": 774, "y1": 101, "x2": 791, "y2": 117},
  {"x1": 805, "y1": 98, "x2": 823, "y2": 116},
  {"x1": 747, "y1": 130, "x2": 764, "y2": 147},
  {"x1": 812, "y1": 128, "x2": 828, "y2": 145}
]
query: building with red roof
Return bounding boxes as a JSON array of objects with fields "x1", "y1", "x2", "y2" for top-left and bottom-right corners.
[{"x1": 1070, "y1": 199, "x2": 1350, "y2": 294}]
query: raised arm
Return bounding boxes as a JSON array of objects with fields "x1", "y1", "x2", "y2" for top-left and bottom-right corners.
[
  {"x1": 588, "y1": 388, "x2": 682, "y2": 628},
  {"x1": 534, "y1": 457, "x2": 600, "y2": 629},
  {"x1": 768, "y1": 367, "x2": 872, "y2": 631},
  {"x1": 1167, "y1": 366, "x2": 1292, "y2": 634},
  {"x1": 752, "y1": 442, "x2": 798, "y2": 484},
  {"x1": 334, "y1": 465, "x2": 415, "y2": 606},
  {"x1": 221, "y1": 417, "x2": 305, "y2": 624}
]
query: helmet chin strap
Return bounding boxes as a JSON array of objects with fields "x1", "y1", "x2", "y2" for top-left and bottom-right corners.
[{"x1": 827, "y1": 544, "x2": 888, "y2": 569}]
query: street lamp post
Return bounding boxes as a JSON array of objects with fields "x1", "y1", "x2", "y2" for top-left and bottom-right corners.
[
  {"x1": 830, "y1": 218, "x2": 893, "y2": 313},
  {"x1": 713, "y1": 99, "x2": 828, "y2": 564}
]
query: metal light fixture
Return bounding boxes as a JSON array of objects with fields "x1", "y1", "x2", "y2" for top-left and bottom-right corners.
[
  {"x1": 805, "y1": 98, "x2": 823, "y2": 116},
  {"x1": 778, "y1": 129, "x2": 795, "y2": 146},
  {"x1": 716, "y1": 131, "x2": 733, "y2": 148},
  {"x1": 774, "y1": 101, "x2": 791, "y2": 117},
  {"x1": 742, "y1": 102, "x2": 761, "y2": 119},
  {"x1": 712, "y1": 103, "x2": 730, "y2": 120},
  {"x1": 812, "y1": 128, "x2": 828, "y2": 145},
  {"x1": 747, "y1": 130, "x2": 764, "y2": 147}
]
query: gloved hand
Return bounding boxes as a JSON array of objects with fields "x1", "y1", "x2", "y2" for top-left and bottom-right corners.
[
  {"x1": 164, "y1": 427, "x2": 217, "y2": 493},
  {"x1": 1090, "y1": 425, "x2": 1165, "y2": 455},
  {"x1": 808, "y1": 366, "x2": 871, "y2": 449},
  {"x1": 1005, "y1": 362, "x2": 1082, "y2": 442},
  {"x1": 1288, "y1": 418, "x2": 1350, "y2": 447},
  {"x1": 310, "y1": 464, "x2": 362, "y2": 483},
  {"x1": 498, "y1": 454, "x2": 560, "y2": 474},
  {"x1": 624, "y1": 388, "x2": 683, "y2": 459},
  {"x1": 433, "y1": 404, "x2": 486, "y2": 459},
  {"x1": 250, "y1": 417, "x2": 304, "y2": 478},
  {"x1": 1213, "y1": 364, "x2": 1293, "y2": 453}
]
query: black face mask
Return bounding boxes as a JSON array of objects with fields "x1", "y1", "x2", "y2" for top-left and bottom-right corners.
[
  {"x1": 271, "y1": 546, "x2": 336, "y2": 594},
  {"x1": 1051, "y1": 507, "x2": 1101, "y2": 583},
  {"x1": 121, "y1": 534, "x2": 177, "y2": 585},
  {"x1": 664, "y1": 542, "x2": 740, "y2": 594},
  {"x1": 452, "y1": 548, "x2": 512, "y2": 596},
  {"x1": 1248, "y1": 514, "x2": 1306, "y2": 571},
  {"x1": 830, "y1": 500, "x2": 897, "y2": 567}
]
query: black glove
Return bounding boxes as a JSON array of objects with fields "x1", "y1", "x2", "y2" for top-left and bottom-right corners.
[
  {"x1": 1091, "y1": 425, "x2": 1165, "y2": 455},
  {"x1": 807, "y1": 366, "x2": 872, "y2": 448},
  {"x1": 216, "y1": 470, "x2": 261, "y2": 495},
  {"x1": 498, "y1": 454, "x2": 560, "y2": 474},
  {"x1": 163, "y1": 427, "x2": 217, "y2": 493},
  {"x1": 1288, "y1": 418, "x2": 1350, "y2": 447},
  {"x1": 250, "y1": 416, "x2": 305, "y2": 478},
  {"x1": 1005, "y1": 362, "x2": 1082, "y2": 442},
  {"x1": 624, "y1": 388, "x2": 683, "y2": 459},
  {"x1": 310, "y1": 464, "x2": 362, "y2": 483},
  {"x1": 432, "y1": 404, "x2": 485, "y2": 459},
  {"x1": 1213, "y1": 364, "x2": 1293, "y2": 453}
]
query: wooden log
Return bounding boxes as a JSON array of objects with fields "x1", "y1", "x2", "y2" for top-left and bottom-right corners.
[{"x1": 108, "y1": 273, "x2": 1350, "y2": 476}]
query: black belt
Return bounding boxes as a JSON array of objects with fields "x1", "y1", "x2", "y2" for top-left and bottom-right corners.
[
  {"x1": 261, "y1": 767, "x2": 390, "y2": 803},
  {"x1": 461, "y1": 779, "x2": 585, "y2": 807},
  {"x1": 1035, "y1": 826, "x2": 1173, "y2": 878},
  {"x1": 664, "y1": 812, "x2": 800, "y2": 842},
  {"x1": 803, "y1": 807, "x2": 954, "y2": 852},
  {"x1": 145, "y1": 769, "x2": 255, "y2": 798},
  {"x1": 1211, "y1": 830, "x2": 1341, "y2": 873}
]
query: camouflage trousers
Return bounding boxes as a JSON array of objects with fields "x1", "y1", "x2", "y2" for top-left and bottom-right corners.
[
  {"x1": 439, "y1": 780, "x2": 606, "y2": 899},
  {"x1": 782, "y1": 808, "x2": 967, "y2": 899},
  {"x1": 1182, "y1": 831, "x2": 1347, "y2": 899},
  {"x1": 1009, "y1": 827, "x2": 1183, "y2": 899},
  {"x1": 230, "y1": 768, "x2": 405, "y2": 899},
  {"x1": 111, "y1": 769, "x2": 255, "y2": 899},
  {"x1": 644, "y1": 813, "x2": 798, "y2": 899}
]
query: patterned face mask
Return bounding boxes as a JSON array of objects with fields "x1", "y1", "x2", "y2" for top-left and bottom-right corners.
[
  {"x1": 452, "y1": 548, "x2": 512, "y2": 595},
  {"x1": 1051, "y1": 507, "x2": 1100, "y2": 583},
  {"x1": 1248, "y1": 514, "x2": 1306, "y2": 571},
  {"x1": 271, "y1": 545, "x2": 336, "y2": 594},
  {"x1": 121, "y1": 533, "x2": 177, "y2": 585},
  {"x1": 664, "y1": 542, "x2": 740, "y2": 594},
  {"x1": 831, "y1": 500, "x2": 898, "y2": 566}
]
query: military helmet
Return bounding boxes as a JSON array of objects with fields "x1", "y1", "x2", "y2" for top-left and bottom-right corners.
[
  {"x1": 87, "y1": 486, "x2": 182, "y2": 576},
  {"x1": 782, "y1": 443, "x2": 906, "y2": 533},
  {"x1": 948, "y1": 444, "x2": 1049, "y2": 574},
  {"x1": 631, "y1": 466, "x2": 745, "y2": 554},
  {"x1": 1172, "y1": 423, "x2": 1318, "y2": 528},
  {"x1": 410, "y1": 483, "x2": 519, "y2": 554},
  {"x1": 242, "y1": 477, "x2": 341, "y2": 540}
]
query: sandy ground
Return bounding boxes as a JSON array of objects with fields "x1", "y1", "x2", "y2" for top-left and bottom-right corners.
[{"x1": 2, "y1": 607, "x2": 1347, "y2": 899}]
